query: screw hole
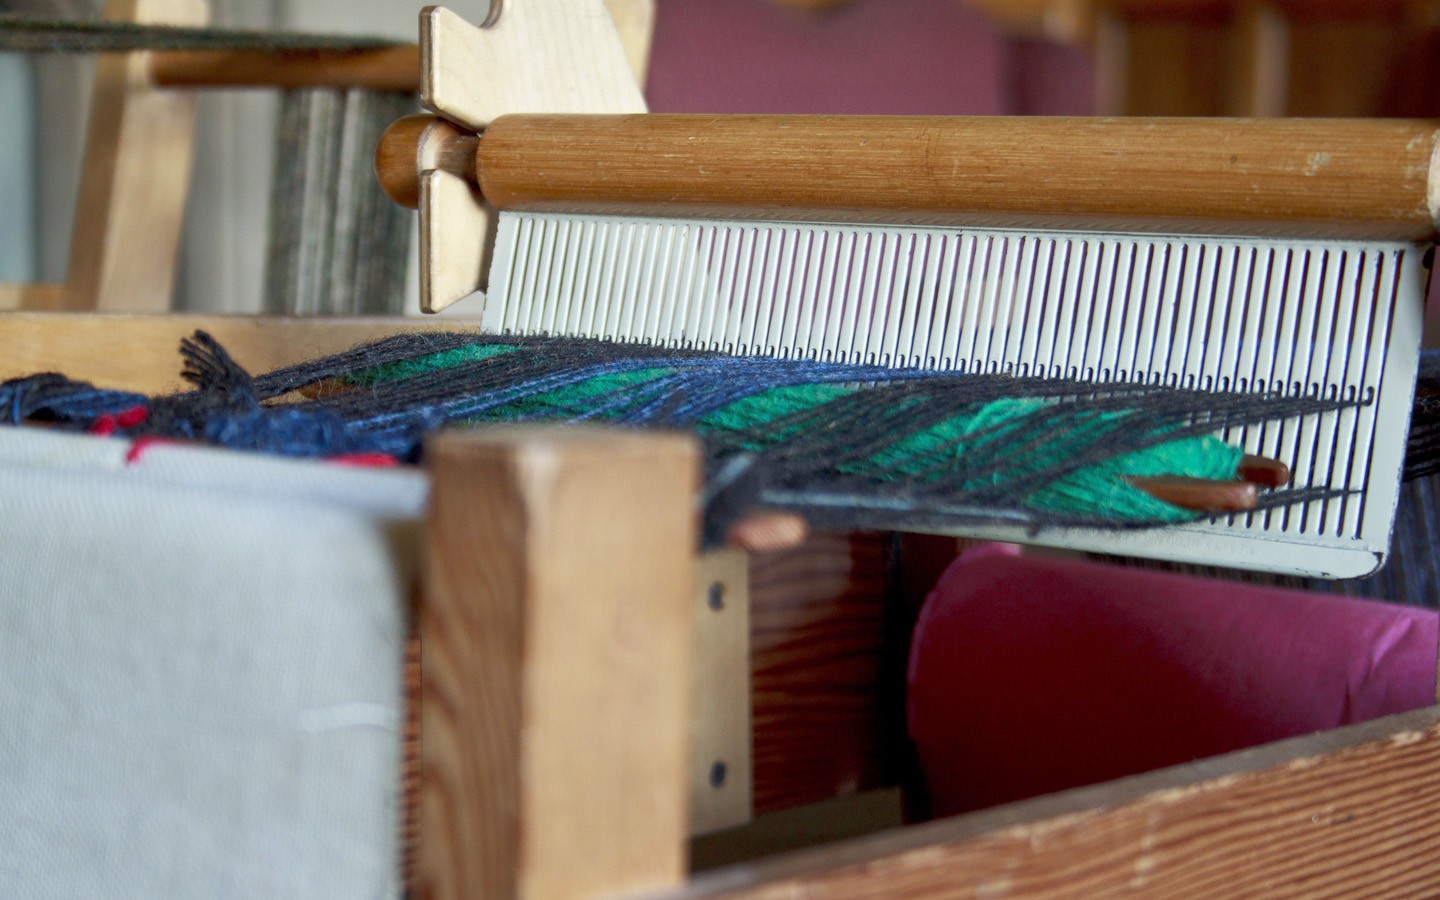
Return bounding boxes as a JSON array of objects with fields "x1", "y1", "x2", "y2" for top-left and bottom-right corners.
[
  {"x1": 709, "y1": 761, "x2": 727, "y2": 788},
  {"x1": 707, "y1": 582, "x2": 724, "y2": 611}
]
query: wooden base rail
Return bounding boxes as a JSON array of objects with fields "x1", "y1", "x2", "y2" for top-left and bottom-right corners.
[{"x1": 666, "y1": 703, "x2": 1440, "y2": 899}]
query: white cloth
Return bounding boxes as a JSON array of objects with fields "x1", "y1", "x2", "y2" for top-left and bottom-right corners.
[{"x1": 0, "y1": 428, "x2": 426, "y2": 899}]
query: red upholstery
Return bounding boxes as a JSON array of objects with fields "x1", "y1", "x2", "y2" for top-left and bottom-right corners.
[{"x1": 908, "y1": 543, "x2": 1440, "y2": 817}]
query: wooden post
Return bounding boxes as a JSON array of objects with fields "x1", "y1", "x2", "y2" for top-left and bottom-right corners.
[
  {"x1": 1227, "y1": 3, "x2": 1290, "y2": 117},
  {"x1": 1091, "y1": 9, "x2": 1130, "y2": 116},
  {"x1": 59, "y1": 0, "x2": 207, "y2": 313},
  {"x1": 418, "y1": 426, "x2": 697, "y2": 900}
]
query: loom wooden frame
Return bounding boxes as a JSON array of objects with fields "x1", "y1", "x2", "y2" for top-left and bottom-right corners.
[
  {"x1": 4, "y1": 310, "x2": 1439, "y2": 899},
  {"x1": 7, "y1": 0, "x2": 1440, "y2": 893}
]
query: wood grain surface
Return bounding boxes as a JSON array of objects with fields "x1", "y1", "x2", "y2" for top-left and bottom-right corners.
[
  {"x1": 419, "y1": 427, "x2": 696, "y2": 900},
  {"x1": 666, "y1": 703, "x2": 1440, "y2": 899},
  {"x1": 475, "y1": 114, "x2": 1440, "y2": 238},
  {"x1": 148, "y1": 45, "x2": 421, "y2": 90},
  {"x1": 748, "y1": 532, "x2": 907, "y2": 813},
  {"x1": 0, "y1": 313, "x2": 479, "y2": 393}
]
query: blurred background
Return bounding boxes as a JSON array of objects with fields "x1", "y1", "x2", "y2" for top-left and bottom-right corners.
[{"x1": 2, "y1": 0, "x2": 1436, "y2": 314}]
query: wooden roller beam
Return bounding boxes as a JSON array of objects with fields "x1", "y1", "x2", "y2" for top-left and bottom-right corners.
[
  {"x1": 378, "y1": 113, "x2": 1440, "y2": 237},
  {"x1": 472, "y1": 114, "x2": 1440, "y2": 238}
]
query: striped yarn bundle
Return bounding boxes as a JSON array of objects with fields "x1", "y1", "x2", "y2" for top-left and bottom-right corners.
[{"x1": 2, "y1": 331, "x2": 1358, "y2": 545}]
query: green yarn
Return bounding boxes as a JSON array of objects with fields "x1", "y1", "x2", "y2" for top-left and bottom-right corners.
[
  {"x1": 698, "y1": 382, "x2": 854, "y2": 443},
  {"x1": 469, "y1": 368, "x2": 669, "y2": 421},
  {"x1": 704, "y1": 391, "x2": 1244, "y2": 522},
  {"x1": 347, "y1": 351, "x2": 1247, "y2": 522},
  {"x1": 347, "y1": 344, "x2": 516, "y2": 386}
]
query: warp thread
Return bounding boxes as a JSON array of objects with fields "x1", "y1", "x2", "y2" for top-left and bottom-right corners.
[
  {"x1": 1405, "y1": 349, "x2": 1440, "y2": 481},
  {"x1": 0, "y1": 331, "x2": 1365, "y2": 546}
]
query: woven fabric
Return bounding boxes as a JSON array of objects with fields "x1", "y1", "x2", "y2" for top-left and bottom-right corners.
[
  {"x1": 2, "y1": 331, "x2": 1358, "y2": 546},
  {"x1": 0, "y1": 428, "x2": 424, "y2": 899}
]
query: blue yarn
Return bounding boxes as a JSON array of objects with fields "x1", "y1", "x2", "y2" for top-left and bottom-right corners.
[
  {"x1": 0, "y1": 374, "x2": 145, "y2": 424},
  {"x1": 1, "y1": 332, "x2": 1362, "y2": 546}
]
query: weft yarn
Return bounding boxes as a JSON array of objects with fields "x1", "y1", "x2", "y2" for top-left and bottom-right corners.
[{"x1": 1, "y1": 331, "x2": 1355, "y2": 546}]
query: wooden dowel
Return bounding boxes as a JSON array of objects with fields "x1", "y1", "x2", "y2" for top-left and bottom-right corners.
[
  {"x1": 376, "y1": 114, "x2": 477, "y2": 209},
  {"x1": 1238, "y1": 452, "x2": 1291, "y2": 488},
  {"x1": 147, "y1": 44, "x2": 420, "y2": 91},
  {"x1": 449, "y1": 114, "x2": 1440, "y2": 238},
  {"x1": 1128, "y1": 476, "x2": 1258, "y2": 512}
]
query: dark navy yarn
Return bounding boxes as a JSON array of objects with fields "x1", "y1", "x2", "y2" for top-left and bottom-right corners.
[
  {"x1": 1, "y1": 330, "x2": 1368, "y2": 543},
  {"x1": 0, "y1": 373, "x2": 146, "y2": 425},
  {"x1": 1405, "y1": 349, "x2": 1440, "y2": 481}
]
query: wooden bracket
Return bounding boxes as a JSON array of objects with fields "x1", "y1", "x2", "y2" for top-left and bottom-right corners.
[
  {"x1": 691, "y1": 549, "x2": 754, "y2": 835},
  {"x1": 412, "y1": 1, "x2": 650, "y2": 312}
]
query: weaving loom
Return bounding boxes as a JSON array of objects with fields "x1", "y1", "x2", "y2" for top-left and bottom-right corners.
[
  {"x1": 369, "y1": 4, "x2": 1435, "y2": 579},
  {"x1": 3, "y1": 2, "x2": 1440, "y2": 899}
]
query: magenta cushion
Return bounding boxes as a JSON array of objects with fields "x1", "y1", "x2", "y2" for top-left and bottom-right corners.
[{"x1": 908, "y1": 543, "x2": 1439, "y2": 817}]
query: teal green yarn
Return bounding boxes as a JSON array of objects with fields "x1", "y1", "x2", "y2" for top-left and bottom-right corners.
[
  {"x1": 347, "y1": 343, "x2": 516, "y2": 386},
  {"x1": 465, "y1": 368, "x2": 670, "y2": 421},
  {"x1": 1033, "y1": 432, "x2": 1243, "y2": 522},
  {"x1": 697, "y1": 382, "x2": 854, "y2": 444},
  {"x1": 695, "y1": 389, "x2": 1245, "y2": 521},
  {"x1": 339, "y1": 344, "x2": 1250, "y2": 523}
]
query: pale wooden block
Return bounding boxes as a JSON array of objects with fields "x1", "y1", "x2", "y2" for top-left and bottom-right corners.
[
  {"x1": 603, "y1": 0, "x2": 658, "y2": 87},
  {"x1": 414, "y1": 1, "x2": 648, "y2": 313},
  {"x1": 64, "y1": 0, "x2": 207, "y2": 313},
  {"x1": 419, "y1": 169, "x2": 492, "y2": 313},
  {"x1": 419, "y1": 426, "x2": 696, "y2": 900},
  {"x1": 691, "y1": 549, "x2": 754, "y2": 835},
  {"x1": 421, "y1": 2, "x2": 646, "y2": 132}
]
